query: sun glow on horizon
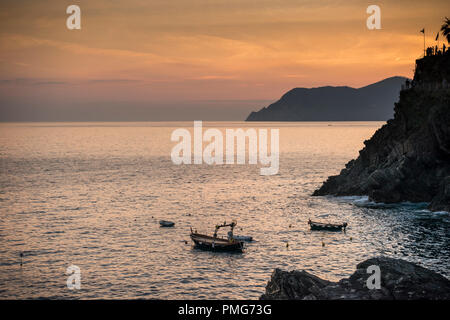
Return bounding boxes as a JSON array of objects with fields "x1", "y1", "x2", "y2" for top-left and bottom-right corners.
[{"x1": 0, "y1": 0, "x2": 448, "y2": 119}]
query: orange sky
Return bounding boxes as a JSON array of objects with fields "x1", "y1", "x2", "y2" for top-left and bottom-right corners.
[{"x1": 0, "y1": 0, "x2": 449, "y2": 120}]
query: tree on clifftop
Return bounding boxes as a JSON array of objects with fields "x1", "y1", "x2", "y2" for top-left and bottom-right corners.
[{"x1": 440, "y1": 17, "x2": 450, "y2": 43}]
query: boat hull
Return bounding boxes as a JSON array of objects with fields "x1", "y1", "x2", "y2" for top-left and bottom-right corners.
[
  {"x1": 159, "y1": 220, "x2": 175, "y2": 227},
  {"x1": 308, "y1": 220, "x2": 347, "y2": 232},
  {"x1": 233, "y1": 235, "x2": 253, "y2": 242},
  {"x1": 309, "y1": 224, "x2": 344, "y2": 231}
]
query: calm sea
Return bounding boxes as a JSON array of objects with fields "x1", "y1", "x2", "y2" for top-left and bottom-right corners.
[{"x1": 0, "y1": 121, "x2": 448, "y2": 299}]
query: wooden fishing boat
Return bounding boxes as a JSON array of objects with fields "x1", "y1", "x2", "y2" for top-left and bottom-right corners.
[
  {"x1": 159, "y1": 220, "x2": 175, "y2": 227},
  {"x1": 308, "y1": 219, "x2": 347, "y2": 231},
  {"x1": 190, "y1": 222, "x2": 244, "y2": 252}
]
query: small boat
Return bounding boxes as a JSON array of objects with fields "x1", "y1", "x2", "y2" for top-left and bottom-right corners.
[
  {"x1": 232, "y1": 235, "x2": 253, "y2": 242},
  {"x1": 159, "y1": 220, "x2": 175, "y2": 227},
  {"x1": 308, "y1": 219, "x2": 347, "y2": 231},
  {"x1": 190, "y1": 222, "x2": 244, "y2": 252}
]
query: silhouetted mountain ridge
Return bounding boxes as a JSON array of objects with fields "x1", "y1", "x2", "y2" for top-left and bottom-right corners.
[{"x1": 246, "y1": 76, "x2": 408, "y2": 121}]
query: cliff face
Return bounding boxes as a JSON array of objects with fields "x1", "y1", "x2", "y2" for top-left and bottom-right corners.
[
  {"x1": 260, "y1": 257, "x2": 450, "y2": 300},
  {"x1": 246, "y1": 77, "x2": 407, "y2": 121},
  {"x1": 313, "y1": 53, "x2": 450, "y2": 212}
]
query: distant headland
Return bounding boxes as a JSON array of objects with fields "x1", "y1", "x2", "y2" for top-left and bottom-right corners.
[{"x1": 245, "y1": 76, "x2": 408, "y2": 121}]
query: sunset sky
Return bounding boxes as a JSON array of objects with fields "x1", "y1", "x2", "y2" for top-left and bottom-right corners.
[{"x1": 0, "y1": 0, "x2": 449, "y2": 120}]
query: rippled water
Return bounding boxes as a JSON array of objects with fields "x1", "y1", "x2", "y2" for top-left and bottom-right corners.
[{"x1": 0, "y1": 121, "x2": 448, "y2": 299}]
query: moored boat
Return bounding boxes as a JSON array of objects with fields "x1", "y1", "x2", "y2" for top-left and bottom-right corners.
[
  {"x1": 190, "y1": 222, "x2": 244, "y2": 252},
  {"x1": 232, "y1": 235, "x2": 253, "y2": 242},
  {"x1": 308, "y1": 219, "x2": 347, "y2": 231},
  {"x1": 159, "y1": 220, "x2": 175, "y2": 227}
]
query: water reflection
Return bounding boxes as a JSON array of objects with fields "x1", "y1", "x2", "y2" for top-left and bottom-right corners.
[{"x1": 0, "y1": 122, "x2": 448, "y2": 299}]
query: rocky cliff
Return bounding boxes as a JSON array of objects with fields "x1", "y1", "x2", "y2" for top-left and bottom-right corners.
[
  {"x1": 260, "y1": 256, "x2": 450, "y2": 300},
  {"x1": 313, "y1": 52, "x2": 450, "y2": 212},
  {"x1": 246, "y1": 77, "x2": 407, "y2": 121}
]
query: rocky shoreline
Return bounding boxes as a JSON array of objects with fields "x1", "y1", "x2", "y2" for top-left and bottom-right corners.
[
  {"x1": 260, "y1": 256, "x2": 450, "y2": 300},
  {"x1": 313, "y1": 52, "x2": 450, "y2": 212}
]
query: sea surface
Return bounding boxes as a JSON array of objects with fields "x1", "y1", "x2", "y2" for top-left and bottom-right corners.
[{"x1": 0, "y1": 121, "x2": 448, "y2": 299}]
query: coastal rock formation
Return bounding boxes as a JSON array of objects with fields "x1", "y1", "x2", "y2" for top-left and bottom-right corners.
[
  {"x1": 246, "y1": 76, "x2": 407, "y2": 121},
  {"x1": 260, "y1": 257, "x2": 450, "y2": 300},
  {"x1": 313, "y1": 52, "x2": 450, "y2": 211}
]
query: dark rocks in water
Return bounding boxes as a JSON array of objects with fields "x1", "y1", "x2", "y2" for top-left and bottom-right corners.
[
  {"x1": 261, "y1": 269, "x2": 332, "y2": 300},
  {"x1": 313, "y1": 52, "x2": 450, "y2": 211},
  {"x1": 246, "y1": 76, "x2": 407, "y2": 121},
  {"x1": 429, "y1": 176, "x2": 450, "y2": 212},
  {"x1": 260, "y1": 256, "x2": 450, "y2": 300}
]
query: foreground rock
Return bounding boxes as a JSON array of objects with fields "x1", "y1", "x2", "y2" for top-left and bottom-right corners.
[
  {"x1": 260, "y1": 257, "x2": 450, "y2": 300},
  {"x1": 313, "y1": 52, "x2": 450, "y2": 212}
]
